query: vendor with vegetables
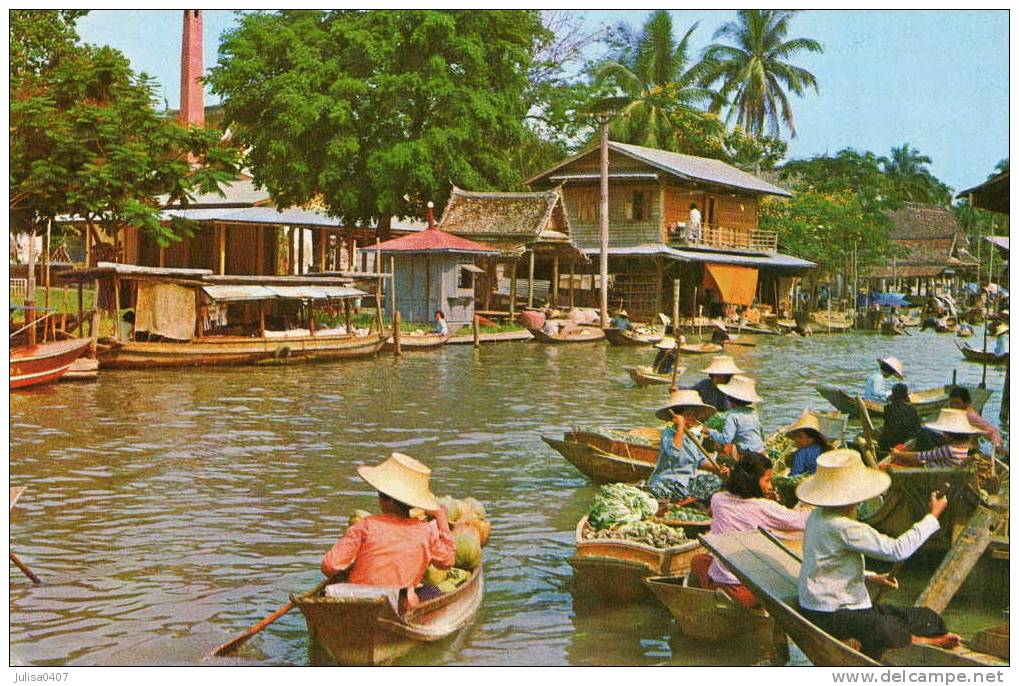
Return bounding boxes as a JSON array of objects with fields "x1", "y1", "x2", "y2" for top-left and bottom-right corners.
[
  {"x1": 784, "y1": 410, "x2": 833, "y2": 476},
  {"x1": 681, "y1": 355, "x2": 742, "y2": 412},
  {"x1": 647, "y1": 389, "x2": 728, "y2": 504},
  {"x1": 707, "y1": 375, "x2": 766, "y2": 458},
  {"x1": 321, "y1": 452, "x2": 455, "y2": 609}
]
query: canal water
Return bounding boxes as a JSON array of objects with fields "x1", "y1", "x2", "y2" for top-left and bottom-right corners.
[{"x1": 9, "y1": 327, "x2": 1008, "y2": 666}]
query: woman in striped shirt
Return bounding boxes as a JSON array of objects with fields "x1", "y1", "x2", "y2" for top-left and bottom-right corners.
[{"x1": 887, "y1": 408, "x2": 984, "y2": 468}]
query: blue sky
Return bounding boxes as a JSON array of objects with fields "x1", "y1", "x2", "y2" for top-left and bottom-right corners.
[{"x1": 76, "y1": 9, "x2": 1008, "y2": 193}]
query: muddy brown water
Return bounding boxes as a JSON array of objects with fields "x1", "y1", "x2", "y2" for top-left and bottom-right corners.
[{"x1": 9, "y1": 327, "x2": 1008, "y2": 665}]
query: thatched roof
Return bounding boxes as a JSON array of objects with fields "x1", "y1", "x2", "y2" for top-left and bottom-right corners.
[
  {"x1": 438, "y1": 186, "x2": 570, "y2": 239},
  {"x1": 868, "y1": 203, "x2": 979, "y2": 279}
]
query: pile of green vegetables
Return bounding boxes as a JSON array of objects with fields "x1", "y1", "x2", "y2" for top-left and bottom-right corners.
[
  {"x1": 598, "y1": 428, "x2": 656, "y2": 448},
  {"x1": 582, "y1": 520, "x2": 687, "y2": 548},
  {"x1": 587, "y1": 483, "x2": 658, "y2": 529},
  {"x1": 704, "y1": 411, "x2": 730, "y2": 432},
  {"x1": 660, "y1": 505, "x2": 710, "y2": 522}
]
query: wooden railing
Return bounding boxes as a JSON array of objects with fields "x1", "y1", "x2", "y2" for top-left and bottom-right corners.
[{"x1": 669, "y1": 222, "x2": 778, "y2": 254}]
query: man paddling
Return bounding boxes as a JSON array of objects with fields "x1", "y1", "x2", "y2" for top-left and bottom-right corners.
[{"x1": 321, "y1": 452, "x2": 455, "y2": 609}]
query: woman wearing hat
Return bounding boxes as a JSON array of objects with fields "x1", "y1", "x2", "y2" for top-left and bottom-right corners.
[
  {"x1": 877, "y1": 383, "x2": 924, "y2": 453},
  {"x1": 321, "y1": 453, "x2": 455, "y2": 609},
  {"x1": 993, "y1": 323, "x2": 1008, "y2": 357},
  {"x1": 887, "y1": 409, "x2": 984, "y2": 469},
  {"x1": 610, "y1": 308, "x2": 632, "y2": 331},
  {"x1": 784, "y1": 410, "x2": 833, "y2": 477},
  {"x1": 796, "y1": 449, "x2": 958, "y2": 659},
  {"x1": 651, "y1": 337, "x2": 681, "y2": 375},
  {"x1": 707, "y1": 375, "x2": 766, "y2": 456},
  {"x1": 647, "y1": 390, "x2": 728, "y2": 503},
  {"x1": 863, "y1": 357, "x2": 904, "y2": 403},
  {"x1": 684, "y1": 355, "x2": 743, "y2": 412}
]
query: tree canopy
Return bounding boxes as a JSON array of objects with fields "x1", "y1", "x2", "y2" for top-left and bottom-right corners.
[{"x1": 207, "y1": 10, "x2": 547, "y2": 234}]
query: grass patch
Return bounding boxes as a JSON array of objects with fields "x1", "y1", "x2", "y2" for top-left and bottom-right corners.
[{"x1": 11, "y1": 287, "x2": 94, "y2": 314}]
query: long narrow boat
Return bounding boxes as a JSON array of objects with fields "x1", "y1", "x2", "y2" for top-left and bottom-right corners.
[
  {"x1": 10, "y1": 338, "x2": 93, "y2": 389},
  {"x1": 701, "y1": 531, "x2": 1007, "y2": 667},
  {"x1": 603, "y1": 327, "x2": 663, "y2": 347},
  {"x1": 292, "y1": 565, "x2": 483, "y2": 665},
  {"x1": 679, "y1": 342, "x2": 723, "y2": 355},
  {"x1": 569, "y1": 516, "x2": 702, "y2": 600},
  {"x1": 530, "y1": 327, "x2": 606, "y2": 344},
  {"x1": 624, "y1": 365, "x2": 685, "y2": 388},
  {"x1": 956, "y1": 341, "x2": 1008, "y2": 365},
  {"x1": 541, "y1": 435, "x2": 654, "y2": 483},
  {"x1": 815, "y1": 383, "x2": 991, "y2": 421},
  {"x1": 645, "y1": 573, "x2": 774, "y2": 642},
  {"x1": 810, "y1": 312, "x2": 854, "y2": 332},
  {"x1": 381, "y1": 333, "x2": 448, "y2": 352},
  {"x1": 446, "y1": 329, "x2": 534, "y2": 345},
  {"x1": 99, "y1": 333, "x2": 385, "y2": 369}
]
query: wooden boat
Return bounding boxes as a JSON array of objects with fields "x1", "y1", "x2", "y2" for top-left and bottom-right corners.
[
  {"x1": 292, "y1": 565, "x2": 483, "y2": 665},
  {"x1": 10, "y1": 337, "x2": 93, "y2": 389},
  {"x1": 541, "y1": 435, "x2": 654, "y2": 483},
  {"x1": 99, "y1": 333, "x2": 385, "y2": 369},
  {"x1": 956, "y1": 341, "x2": 1008, "y2": 365},
  {"x1": 603, "y1": 327, "x2": 663, "y2": 347},
  {"x1": 645, "y1": 574, "x2": 774, "y2": 642},
  {"x1": 446, "y1": 329, "x2": 533, "y2": 345},
  {"x1": 810, "y1": 312, "x2": 853, "y2": 332},
  {"x1": 381, "y1": 333, "x2": 448, "y2": 352},
  {"x1": 624, "y1": 365, "x2": 685, "y2": 388},
  {"x1": 701, "y1": 531, "x2": 1007, "y2": 667},
  {"x1": 530, "y1": 327, "x2": 606, "y2": 344},
  {"x1": 880, "y1": 321, "x2": 908, "y2": 336},
  {"x1": 569, "y1": 516, "x2": 702, "y2": 600},
  {"x1": 679, "y1": 342, "x2": 723, "y2": 355},
  {"x1": 62, "y1": 356, "x2": 100, "y2": 381},
  {"x1": 815, "y1": 383, "x2": 991, "y2": 421}
]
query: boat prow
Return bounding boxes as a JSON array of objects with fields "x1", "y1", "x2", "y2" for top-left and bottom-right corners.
[
  {"x1": 531, "y1": 327, "x2": 606, "y2": 344},
  {"x1": 624, "y1": 365, "x2": 685, "y2": 388},
  {"x1": 603, "y1": 328, "x2": 663, "y2": 347},
  {"x1": 10, "y1": 338, "x2": 93, "y2": 389}
]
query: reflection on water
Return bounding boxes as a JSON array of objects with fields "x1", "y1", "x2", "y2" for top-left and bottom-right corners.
[{"x1": 9, "y1": 327, "x2": 1008, "y2": 665}]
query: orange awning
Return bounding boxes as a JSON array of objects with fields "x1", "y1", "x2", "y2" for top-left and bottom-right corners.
[{"x1": 702, "y1": 263, "x2": 758, "y2": 306}]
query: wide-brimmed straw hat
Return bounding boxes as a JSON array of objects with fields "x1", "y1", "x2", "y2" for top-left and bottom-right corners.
[
  {"x1": 655, "y1": 337, "x2": 678, "y2": 350},
  {"x1": 795, "y1": 449, "x2": 891, "y2": 507},
  {"x1": 655, "y1": 389, "x2": 717, "y2": 422},
  {"x1": 716, "y1": 375, "x2": 763, "y2": 404},
  {"x1": 877, "y1": 356, "x2": 904, "y2": 379},
  {"x1": 994, "y1": 323, "x2": 1009, "y2": 336},
  {"x1": 924, "y1": 408, "x2": 985, "y2": 435},
  {"x1": 783, "y1": 410, "x2": 828, "y2": 442},
  {"x1": 357, "y1": 452, "x2": 440, "y2": 511},
  {"x1": 702, "y1": 355, "x2": 743, "y2": 376},
  {"x1": 614, "y1": 309, "x2": 629, "y2": 318}
]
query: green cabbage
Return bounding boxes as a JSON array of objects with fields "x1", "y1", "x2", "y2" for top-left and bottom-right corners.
[{"x1": 588, "y1": 483, "x2": 659, "y2": 530}]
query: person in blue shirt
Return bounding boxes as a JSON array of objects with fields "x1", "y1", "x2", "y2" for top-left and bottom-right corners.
[
  {"x1": 864, "y1": 357, "x2": 903, "y2": 402},
  {"x1": 433, "y1": 310, "x2": 448, "y2": 336},
  {"x1": 709, "y1": 375, "x2": 766, "y2": 457},
  {"x1": 646, "y1": 389, "x2": 727, "y2": 504},
  {"x1": 610, "y1": 308, "x2": 632, "y2": 331},
  {"x1": 684, "y1": 355, "x2": 742, "y2": 412},
  {"x1": 993, "y1": 323, "x2": 1009, "y2": 357},
  {"x1": 651, "y1": 337, "x2": 678, "y2": 374},
  {"x1": 784, "y1": 410, "x2": 833, "y2": 476}
]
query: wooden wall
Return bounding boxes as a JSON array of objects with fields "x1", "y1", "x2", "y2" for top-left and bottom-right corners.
[
  {"x1": 562, "y1": 183, "x2": 661, "y2": 249},
  {"x1": 386, "y1": 254, "x2": 476, "y2": 325}
]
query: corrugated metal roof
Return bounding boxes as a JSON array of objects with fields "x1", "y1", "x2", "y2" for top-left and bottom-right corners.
[
  {"x1": 580, "y1": 244, "x2": 815, "y2": 270},
  {"x1": 202, "y1": 284, "x2": 365, "y2": 302},
  {"x1": 163, "y1": 206, "x2": 344, "y2": 228},
  {"x1": 202, "y1": 285, "x2": 276, "y2": 302},
  {"x1": 986, "y1": 236, "x2": 1009, "y2": 253},
  {"x1": 161, "y1": 177, "x2": 273, "y2": 208}
]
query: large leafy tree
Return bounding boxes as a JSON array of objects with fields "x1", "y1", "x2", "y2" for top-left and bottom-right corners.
[
  {"x1": 881, "y1": 143, "x2": 951, "y2": 205},
  {"x1": 700, "y1": 10, "x2": 822, "y2": 138},
  {"x1": 10, "y1": 11, "x2": 237, "y2": 243},
  {"x1": 207, "y1": 10, "x2": 545, "y2": 235},
  {"x1": 592, "y1": 11, "x2": 723, "y2": 155}
]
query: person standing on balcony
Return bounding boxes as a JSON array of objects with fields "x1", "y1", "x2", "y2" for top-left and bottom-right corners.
[{"x1": 688, "y1": 203, "x2": 702, "y2": 242}]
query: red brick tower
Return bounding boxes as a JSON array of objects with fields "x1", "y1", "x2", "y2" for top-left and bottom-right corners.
[{"x1": 179, "y1": 10, "x2": 204, "y2": 127}]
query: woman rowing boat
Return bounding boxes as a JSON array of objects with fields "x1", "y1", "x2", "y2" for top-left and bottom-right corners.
[{"x1": 645, "y1": 390, "x2": 727, "y2": 505}]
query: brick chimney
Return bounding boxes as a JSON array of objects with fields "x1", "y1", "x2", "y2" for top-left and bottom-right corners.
[{"x1": 179, "y1": 10, "x2": 204, "y2": 127}]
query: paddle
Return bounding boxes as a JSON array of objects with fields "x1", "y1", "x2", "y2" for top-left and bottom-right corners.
[
  {"x1": 670, "y1": 413, "x2": 723, "y2": 476},
  {"x1": 211, "y1": 574, "x2": 340, "y2": 657},
  {"x1": 9, "y1": 551, "x2": 40, "y2": 584}
]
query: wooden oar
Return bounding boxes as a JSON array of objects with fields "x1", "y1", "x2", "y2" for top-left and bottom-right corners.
[
  {"x1": 872, "y1": 561, "x2": 904, "y2": 603},
  {"x1": 212, "y1": 575, "x2": 338, "y2": 657},
  {"x1": 758, "y1": 526, "x2": 802, "y2": 563},
  {"x1": 10, "y1": 551, "x2": 41, "y2": 584},
  {"x1": 676, "y1": 418, "x2": 723, "y2": 475}
]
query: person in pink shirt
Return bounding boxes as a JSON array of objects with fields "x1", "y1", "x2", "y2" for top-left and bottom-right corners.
[
  {"x1": 949, "y1": 387, "x2": 1005, "y2": 455},
  {"x1": 692, "y1": 452, "x2": 809, "y2": 608},
  {"x1": 322, "y1": 453, "x2": 455, "y2": 609}
]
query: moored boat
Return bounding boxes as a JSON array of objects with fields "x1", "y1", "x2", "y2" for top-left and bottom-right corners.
[
  {"x1": 541, "y1": 434, "x2": 655, "y2": 483},
  {"x1": 62, "y1": 356, "x2": 100, "y2": 381},
  {"x1": 530, "y1": 327, "x2": 606, "y2": 344},
  {"x1": 810, "y1": 312, "x2": 854, "y2": 332},
  {"x1": 956, "y1": 341, "x2": 1008, "y2": 365},
  {"x1": 678, "y1": 342, "x2": 723, "y2": 355},
  {"x1": 381, "y1": 333, "x2": 448, "y2": 352},
  {"x1": 10, "y1": 338, "x2": 93, "y2": 389},
  {"x1": 624, "y1": 365, "x2": 685, "y2": 388},
  {"x1": 292, "y1": 565, "x2": 483, "y2": 665},
  {"x1": 603, "y1": 327, "x2": 663, "y2": 347},
  {"x1": 815, "y1": 383, "x2": 991, "y2": 421},
  {"x1": 569, "y1": 516, "x2": 702, "y2": 600},
  {"x1": 645, "y1": 573, "x2": 774, "y2": 643}
]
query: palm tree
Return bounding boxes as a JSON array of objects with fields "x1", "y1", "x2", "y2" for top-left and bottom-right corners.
[
  {"x1": 882, "y1": 143, "x2": 950, "y2": 204},
  {"x1": 700, "y1": 10, "x2": 822, "y2": 138},
  {"x1": 593, "y1": 10, "x2": 719, "y2": 152}
]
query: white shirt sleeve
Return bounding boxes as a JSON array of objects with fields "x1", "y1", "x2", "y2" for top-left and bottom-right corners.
[{"x1": 839, "y1": 514, "x2": 940, "y2": 562}]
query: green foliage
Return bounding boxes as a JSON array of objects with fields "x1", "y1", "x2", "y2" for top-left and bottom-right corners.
[
  {"x1": 881, "y1": 143, "x2": 951, "y2": 206},
  {"x1": 207, "y1": 10, "x2": 545, "y2": 230},
  {"x1": 700, "y1": 10, "x2": 823, "y2": 138},
  {"x1": 991, "y1": 158, "x2": 1008, "y2": 178},
  {"x1": 9, "y1": 10, "x2": 87, "y2": 84},
  {"x1": 10, "y1": 13, "x2": 238, "y2": 242},
  {"x1": 723, "y1": 128, "x2": 787, "y2": 171}
]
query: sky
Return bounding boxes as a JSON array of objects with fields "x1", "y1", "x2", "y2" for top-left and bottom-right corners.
[{"x1": 75, "y1": 9, "x2": 1009, "y2": 193}]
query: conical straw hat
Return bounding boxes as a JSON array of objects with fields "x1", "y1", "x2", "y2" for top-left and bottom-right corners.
[
  {"x1": 716, "y1": 375, "x2": 762, "y2": 403},
  {"x1": 994, "y1": 323, "x2": 1009, "y2": 336},
  {"x1": 795, "y1": 449, "x2": 891, "y2": 507},
  {"x1": 655, "y1": 337, "x2": 677, "y2": 350},
  {"x1": 357, "y1": 452, "x2": 440, "y2": 511},
  {"x1": 877, "y1": 356, "x2": 904, "y2": 379},
  {"x1": 655, "y1": 389, "x2": 717, "y2": 422},
  {"x1": 702, "y1": 355, "x2": 743, "y2": 376},
  {"x1": 783, "y1": 410, "x2": 828, "y2": 442},
  {"x1": 924, "y1": 408, "x2": 985, "y2": 435}
]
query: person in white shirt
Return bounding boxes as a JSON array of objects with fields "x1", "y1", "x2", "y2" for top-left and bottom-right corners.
[
  {"x1": 794, "y1": 449, "x2": 959, "y2": 660},
  {"x1": 433, "y1": 310, "x2": 448, "y2": 336},
  {"x1": 687, "y1": 203, "x2": 702, "y2": 241}
]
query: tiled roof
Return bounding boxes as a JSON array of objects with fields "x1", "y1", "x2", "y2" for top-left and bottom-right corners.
[{"x1": 373, "y1": 227, "x2": 499, "y2": 255}]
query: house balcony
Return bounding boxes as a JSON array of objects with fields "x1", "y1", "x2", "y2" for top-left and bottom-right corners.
[{"x1": 668, "y1": 222, "x2": 778, "y2": 255}]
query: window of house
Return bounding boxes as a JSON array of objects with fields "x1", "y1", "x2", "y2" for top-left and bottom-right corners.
[
  {"x1": 625, "y1": 190, "x2": 652, "y2": 222},
  {"x1": 459, "y1": 267, "x2": 472, "y2": 289},
  {"x1": 574, "y1": 188, "x2": 598, "y2": 222}
]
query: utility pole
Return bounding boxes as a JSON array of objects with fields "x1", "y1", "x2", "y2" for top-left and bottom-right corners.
[{"x1": 598, "y1": 113, "x2": 610, "y2": 328}]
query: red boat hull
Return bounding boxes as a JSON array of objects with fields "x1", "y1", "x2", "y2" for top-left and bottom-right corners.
[{"x1": 10, "y1": 338, "x2": 93, "y2": 389}]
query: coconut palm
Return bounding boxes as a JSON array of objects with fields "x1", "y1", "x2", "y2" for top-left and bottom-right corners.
[
  {"x1": 882, "y1": 143, "x2": 950, "y2": 204},
  {"x1": 593, "y1": 10, "x2": 720, "y2": 153},
  {"x1": 700, "y1": 10, "x2": 822, "y2": 138}
]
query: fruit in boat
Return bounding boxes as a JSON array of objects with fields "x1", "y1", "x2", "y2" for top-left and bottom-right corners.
[
  {"x1": 438, "y1": 495, "x2": 461, "y2": 522},
  {"x1": 453, "y1": 527, "x2": 482, "y2": 570},
  {"x1": 461, "y1": 497, "x2": 487, "y2": 520},
  {"x1": 424, "y1": 564, "x2": 448, "y2": 586}
]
